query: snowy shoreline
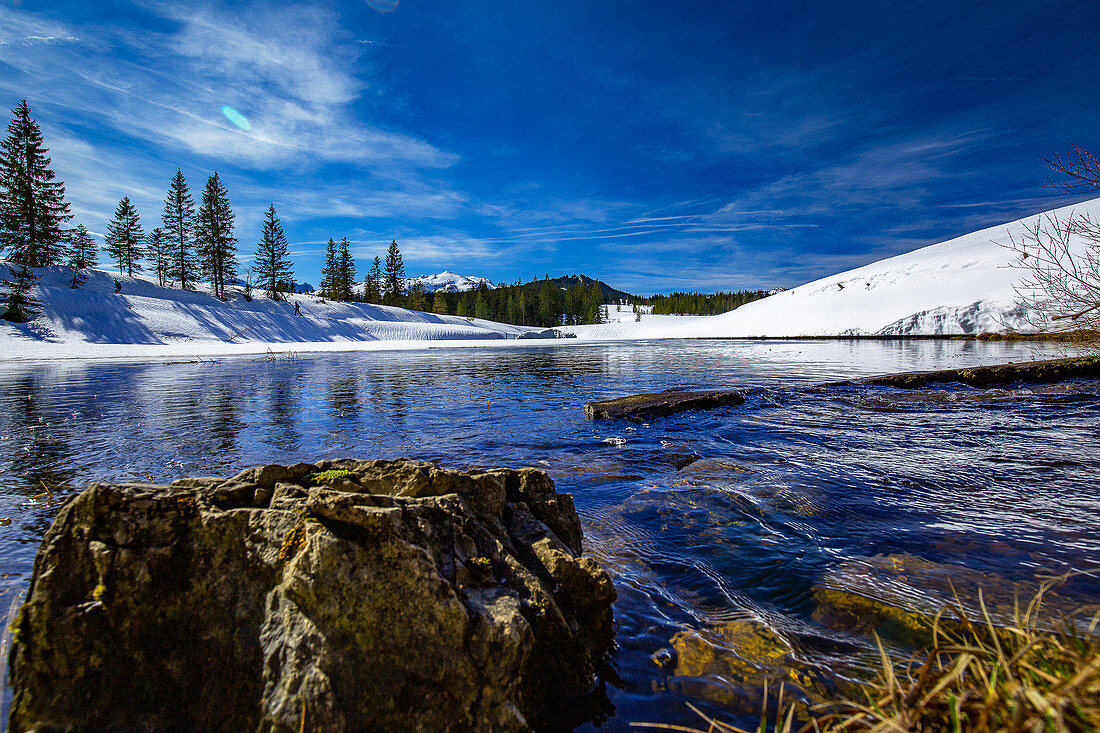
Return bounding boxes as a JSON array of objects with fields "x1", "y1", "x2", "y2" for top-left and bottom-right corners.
[{"x1": 4, "y1": 196, "x2": 1099, "y2": 362}]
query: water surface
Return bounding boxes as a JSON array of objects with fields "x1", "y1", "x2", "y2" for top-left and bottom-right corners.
[{"x1": 1, "y1": 339, "x2": 1097, "y2": 730}]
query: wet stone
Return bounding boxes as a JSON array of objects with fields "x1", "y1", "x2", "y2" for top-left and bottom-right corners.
[
  {"x1": 7, "y1": 458, "x2": 616, "y2": 733},
  {"x1": 667, "y1": 619, "x2": 831, "y2": 710}
]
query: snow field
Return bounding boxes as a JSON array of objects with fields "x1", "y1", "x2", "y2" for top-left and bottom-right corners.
[{"x1": 567, "y1": 196, "x2": 1100, "y2": 340}]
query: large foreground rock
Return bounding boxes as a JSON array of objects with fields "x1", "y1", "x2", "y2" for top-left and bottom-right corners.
[{"x1": 8, "y1": 459, "x2": 616, "y2": 732}]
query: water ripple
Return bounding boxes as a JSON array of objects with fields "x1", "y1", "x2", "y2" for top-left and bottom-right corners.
[{"x1": 0, "y1": 340, "x2": 1097, "y2": 729}]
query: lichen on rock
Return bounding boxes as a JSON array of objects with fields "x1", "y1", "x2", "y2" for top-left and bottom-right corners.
[{"x1": 7, "y1": 458, "x2": 616, "y2": 732}]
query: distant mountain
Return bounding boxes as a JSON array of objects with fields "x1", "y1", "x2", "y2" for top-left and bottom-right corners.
[
  {"x1": 546, "y1": 275, "x2": 636, "y2": 303},
  {"x1": 405, "y1": 271, "x2": 494, "y2": 293}
]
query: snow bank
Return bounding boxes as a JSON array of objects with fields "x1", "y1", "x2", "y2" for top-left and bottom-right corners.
[
  {"x1": 0, "y1": 267, "x2": 539, "y2": 361},
  {"x1": 568, "y1": 197, "x2": 1100, "y2": 339}
]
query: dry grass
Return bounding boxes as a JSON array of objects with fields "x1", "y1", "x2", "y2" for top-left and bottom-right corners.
[
  {"x1": 634, "y1": 581, "x2": 1100, "y2": 733},
  {"x1": 973, "y1": 330, "x2": 1100, "y2": 346}
]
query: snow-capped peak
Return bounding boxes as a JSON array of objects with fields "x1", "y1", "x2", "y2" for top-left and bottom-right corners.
[{"x1": 404, "y1": 271, "x2": 494, "y2": 293}]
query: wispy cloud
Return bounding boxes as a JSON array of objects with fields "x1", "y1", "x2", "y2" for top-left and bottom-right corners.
[
  {"x1": 0, "y1": 3, "x2": 456, "y2": 172},
  {"x1": 0, "y1": 1, "x2": 467, "y2": 242}
]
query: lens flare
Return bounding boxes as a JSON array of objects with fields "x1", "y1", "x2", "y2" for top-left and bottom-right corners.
[
  {"x1": 366, "y1": 0, "x2": 399, "y2": 12},
  {"x1": 220, "y1": 106, "x2": 251, "y2": 131}
]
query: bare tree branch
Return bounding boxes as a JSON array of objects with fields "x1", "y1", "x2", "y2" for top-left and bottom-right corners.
[{"x1": 1043, "y1": 145, "x2": 1100, "y2": 194}]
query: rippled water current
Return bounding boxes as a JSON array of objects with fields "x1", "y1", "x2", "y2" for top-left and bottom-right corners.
[{"x1": 1, "y1": 339, "x2": 1098, "y2": 730}]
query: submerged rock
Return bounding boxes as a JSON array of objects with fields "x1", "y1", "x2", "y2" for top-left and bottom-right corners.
[
  {"x1": 666, "y1": 619, "x2": 831, "y2": 709},
  {"x1": 8, "y1": 459, "x2": 616, "y2": 732},
  {"x1": 811, "y1": 553, "x2": 1091, "y2": 648}
]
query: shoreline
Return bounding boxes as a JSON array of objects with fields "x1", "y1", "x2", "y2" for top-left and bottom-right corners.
[{"x1": 3, "y1": 333, "x2": 1086, "y2": 366}]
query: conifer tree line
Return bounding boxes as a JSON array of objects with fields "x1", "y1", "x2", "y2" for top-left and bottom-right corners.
[
  {"x1": 424, "y1": 277, "x2": 606, "y2": 327},
  {"x1": 320, "y1": 237, "x2": 405, "y2": 306},
  {"x1": 0, "y1": 99, "x2": 304, "y2": 316},
  {"x1": 650, "y1": 289, "x2": 770, "y2": 315}
]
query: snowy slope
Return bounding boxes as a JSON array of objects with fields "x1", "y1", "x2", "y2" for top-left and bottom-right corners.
[
  {"x1": 567, "y1": 197, "x2": 1100, "y2": 339},
  {"x1": 0, "y1": 267, "x2": 542, "y2": 361},
  {"x1": 404, "y1": 271, "x2": 494, "y2": 293}
]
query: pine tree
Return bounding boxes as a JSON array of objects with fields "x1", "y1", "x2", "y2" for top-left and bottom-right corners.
[
  {"x1": 365, "y1": 256, "x2": 382, "y2": 304},
  {"x1": 474, "y1": 290, "x2": 491, "y2": 320},
  {"x1": 456, "y1": 291, "x2": 473, "y2": 317},
  {"x1": 0, "y1": 100, "x2": 72, "y2": 321},
  {"x1": 254, "y1": 204, "x2": 293, "y2": 300},
  {"x1": 0, "y1": 99, "x2": 72, "y2": 266},
  {"x1": 162, "y1": 170, "x2": 198, "y2": 290},
  {"x1": 148, "y1": 227, "x2": 172, "y2": 287},
  {"x1": 195, "y1": 172, "x2": 237, "y2": 299},
  {"x1": 432, "y1": 292, "x2": 450, "y2": 315},
  {"x1": 320, "y1": 237, "x2": 338, "y2": 300},
  {"x1": 407, "y1": 282, "x2": 427, "y2": 312},
  {"x1": 538, "y1": 278, "x2": 555, "y2": 327},
  {"x1": 104, "y1": 197, "x2": 145, "y2": 277},
  {"x1": 337, "y1": 236, "x2": 356, "y2": 301},
  {"x1": 68, "y1": 224, "x2": 97, "y2": 269},
  {"x1": 67, "y1": 224, "x2": 97, "y2": 289},
  {"x1": 586, "y1": 282, "x2": 603, "y2": 324},
  {"x1": 383, "y1": 239, "x2": 405, "y2": 305}
]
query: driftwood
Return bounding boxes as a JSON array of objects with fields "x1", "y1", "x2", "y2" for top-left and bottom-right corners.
[{"x1": 584, "y1": 389, "x2": 745, "y2": 421}]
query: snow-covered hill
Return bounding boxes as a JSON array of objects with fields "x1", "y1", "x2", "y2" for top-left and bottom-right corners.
[
  {"x1": 567, "y1": 197, "x2": 1100, "y2": 339},
  {"x1": 0, "y1": 267, "x2": 543, "y2": 361},
  {"x1": 404, "y1": 271, "x2": 494, "y2": 293}
]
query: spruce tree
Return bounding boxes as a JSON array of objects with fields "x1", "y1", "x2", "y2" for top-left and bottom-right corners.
[
  {"x1": 337, "y1": 236, "x2": 356, "y2": 301},
  {"x1": 254, "y1": 204, "x2": 293, "y2": 300},
  {"x1": 432, "y1": 292, "x2": 450, "y2": 315},
  {"x1": 0, "y1": 100, "x2": 72, "y2": 321},
  {"x1": 365, "y1": 256, "x2": 382, "y2": 304},
  {"x1": 586, "y1": 281, "x2": 603, "y2": 324},
  {"x1": 538, "y1": 278, "x2": 555, "y2": 327},
  {"x1": 68, "y1": 224, "x2": 97, "y2": 269},
  {"x1": 474, "y1": 290, "x2": 491, "y2": 320},
  {"x1": 516, "y1": 290, "x2": 527, "y2": 326},
  {"x1": 456, "y1": 291, "x2": 473, "y2": 317},
  {"x1": 195, "y1": 172, "x2": 237, "y2": 299},
  {"x1": 383, "y1": 239, "x2": 405, "y2": 305},
  {"x1": 162, "y1": 170, "x2": 198, "y2": 290},
  {"x1": 147, "y1": 227, "x2": 173, "y2": 287},
  {"x1": 104, "y1": 197, "x2": 145, "y2": 277},
  {"x1": 407, "y1": 282, "x2": 427, "y2": 312},
  {"x1": 0, "y1": 99, "x2": 72, "y2": 266},
  {"x1": 320, "y1": 237, "x2": 338, "y2": 300},
  {"x1": 67, "y1": 224, "x2": 97, "y2": 289}
]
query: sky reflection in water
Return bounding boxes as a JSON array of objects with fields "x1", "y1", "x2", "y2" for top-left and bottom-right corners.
[{"x1": 0, "y1": 339, "x2": 1097, "y2": 729}]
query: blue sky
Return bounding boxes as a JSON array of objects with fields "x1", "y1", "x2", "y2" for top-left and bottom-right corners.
[{"x1": 2, "y1": 0, "x2": 1099, "y2": 294}]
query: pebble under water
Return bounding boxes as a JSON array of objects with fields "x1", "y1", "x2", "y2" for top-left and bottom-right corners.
[{"x1": 1, "y1": 339, "x2": 1098, "y2": 730}]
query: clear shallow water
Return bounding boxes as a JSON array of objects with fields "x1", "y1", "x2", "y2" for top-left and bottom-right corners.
[{"x1": 1, "y1": 339, "x2": 1098, "y2": 730}]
